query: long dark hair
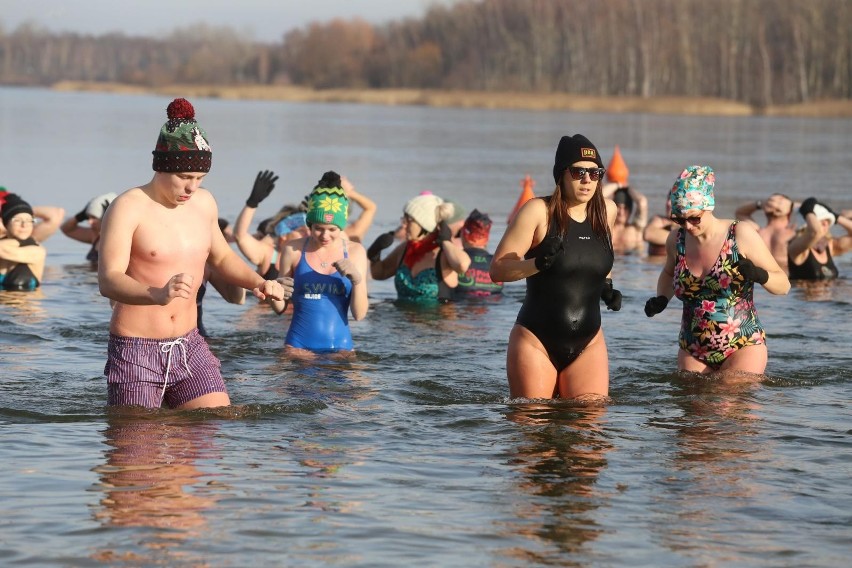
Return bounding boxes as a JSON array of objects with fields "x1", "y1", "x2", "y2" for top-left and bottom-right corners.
[{"x1": 547, "y1": 176, "x2": 612, "y2": 248}]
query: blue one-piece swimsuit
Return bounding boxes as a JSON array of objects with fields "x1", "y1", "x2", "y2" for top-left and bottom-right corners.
[{"x1": 285, "y1": 242, "x2": 354, "y2": 352}]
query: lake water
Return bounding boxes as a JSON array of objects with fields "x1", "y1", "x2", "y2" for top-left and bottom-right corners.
[{"x1": 1, "y1": 87, "x2": 851, "y2": 567}]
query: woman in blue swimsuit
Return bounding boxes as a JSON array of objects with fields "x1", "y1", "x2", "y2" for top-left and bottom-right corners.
[
  {"x1": 270, "y1": 172, "x2": 369, "y2": 358},
  {"x1": 490, "y1": 134, "x2": 621, "y2": 401},
  {"x1": 367, "y1": 193, "x2": 470, "y2": 304}
]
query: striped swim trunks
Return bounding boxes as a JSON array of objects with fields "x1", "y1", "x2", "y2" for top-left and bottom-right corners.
[{"x1": 104, "y1": 328, "x2": 226, "y2": 408}]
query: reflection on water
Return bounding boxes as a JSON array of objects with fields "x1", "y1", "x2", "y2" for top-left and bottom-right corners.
[
  {"x1": 648, "y1": 373, "x2": 768, "y2": 563},
  {"x1": 91, "y1": 413, "x2": 223, "y2": 565},
  {"x1": 500, "y1": 403, "x2": 611, "y2": 562}
]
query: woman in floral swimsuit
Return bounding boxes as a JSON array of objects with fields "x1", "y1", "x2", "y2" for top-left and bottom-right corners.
[{"x1": 645, "y1": 165, "x2": 790, "y2": 374}]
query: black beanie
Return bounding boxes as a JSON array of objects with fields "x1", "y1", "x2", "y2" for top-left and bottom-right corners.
[
  {"x1": 613, "y1": 187, "x2": 634, "y2": 211},
  {"x1": 1, "y1": 193, "x2": 34, "y2": 227},
  {"x1": 553, "y1": 134, "x2": 603, "y2": 183}
]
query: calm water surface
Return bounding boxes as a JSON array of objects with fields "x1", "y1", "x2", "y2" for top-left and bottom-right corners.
[{"x1": 1, "y1": 88, "x2": 850, "y2": 567}]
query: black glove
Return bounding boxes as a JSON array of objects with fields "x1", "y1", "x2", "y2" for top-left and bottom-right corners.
[
  {"x1": 367, "y1": 231, "x2": 396, "y2": 262},
  {"x1": 436, "y1": 220, "x2": 453, "y2": 244},
  {"x1": 735, "y1": 257, "x2": 769, "y2": 285},
  {"x1": 601, "y1": 278, "x2": 622, "y2": 311},
  {"x1": 74, "y1": 207, "x2": 88, "y2": 223},
  {"x1": 799, "y1": 197, "x2": 818, "y2": 217},
  {"x1": 534, "y1": 235, "x2": 564, "y2": 271},
  {"x1": 644, "y1": 295, "x2": 669, "y2": 317},
  {"x1": 246, "y1": 170, "x2": 278, "y2": 208}
]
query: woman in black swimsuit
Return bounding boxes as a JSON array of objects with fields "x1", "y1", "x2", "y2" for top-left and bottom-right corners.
[
  {"x1": 490, "y1": 134, "x2": 621, "y2": 400},
  {"x1": 787, "y1": 197, "x2": 852, "y2": 280}
]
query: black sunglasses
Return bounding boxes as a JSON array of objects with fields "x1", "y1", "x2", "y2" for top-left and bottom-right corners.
[
  {"x1": 567, "y1": 166, "x2": 606, "y2": 181},
  {"x1": 671, "y1": 214, "x2": 703, "y2": 226}
]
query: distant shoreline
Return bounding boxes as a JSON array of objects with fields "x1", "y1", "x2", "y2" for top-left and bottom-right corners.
[{"x1": 49, "y1": 81, "x2": 852, "y2": 118}]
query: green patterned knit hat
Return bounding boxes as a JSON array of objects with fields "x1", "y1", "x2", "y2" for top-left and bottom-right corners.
[
  {"x1": 306, "y1": 171, "x2": 349, "y2": 229},
  {"x1": 152, "y1": 98, "x2": 212, "y2": 173}
]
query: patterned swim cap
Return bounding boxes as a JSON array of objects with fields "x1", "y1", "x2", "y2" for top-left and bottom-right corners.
[{"x1": 670, "y1": 165, "x2": 715, "y2": 215}]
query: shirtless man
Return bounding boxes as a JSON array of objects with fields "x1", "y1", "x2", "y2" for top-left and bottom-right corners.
[
  {"x1": 643, "y1": 196, "x2": 675, "y2": 257},
  {"x1": 735, "y1": 193, "x2": 797, "y2": 271},
  {"x1": 602, "y1": 183, "x2": 648, "y2": 254},
  {"x1": 98, "y1": 98, "x2": 284, "y2": 410}
]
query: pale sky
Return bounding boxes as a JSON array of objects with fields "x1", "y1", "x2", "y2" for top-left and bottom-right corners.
[{"x1": 0, "y1": 0, "x2": 454, "y2": 42}]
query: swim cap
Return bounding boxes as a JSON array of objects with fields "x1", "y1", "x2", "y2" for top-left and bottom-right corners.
[
  {"x1": 613, "y1": 187, "x2": 633, "y2": 211},
  {"x1": 85, "y1": 192, "x2": 118, "y2": 220},
  {"x1": 305, "y1": 171, "x2": 349, "y2": 229},
  {"x1": 811, "y1": 203, "x2": 836, "y2": 225},
  {"x1": 152, "y1": 98, "x2": 212, "y2": 173},
  {"x1": 404, "y1": 194, "x2": 444, "y2": 233},
  {"x1": 462, "y1": 209, "x2": 492, "y2": 246},
  {"x1": 275, "y1": 212, "x2": 308, "y2": 236},
  {"x1": 1, "y1": 193, "x2": 33, "y2": 227},
  {"x1": 670, "y1": 165, "x2": 715, "y2": 215},
  {"x1": 553, "y1": 134, "x2": 603, "y2": 183}
]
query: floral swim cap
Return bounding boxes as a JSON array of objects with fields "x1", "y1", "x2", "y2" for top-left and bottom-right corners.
[{"x1": 670, "y1": 165, "x2": 715, "y2": 215}]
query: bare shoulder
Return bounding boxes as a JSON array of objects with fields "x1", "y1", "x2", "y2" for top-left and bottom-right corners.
[{"x1": 734, "y1": 219, "x2": 761, "y2": 241}]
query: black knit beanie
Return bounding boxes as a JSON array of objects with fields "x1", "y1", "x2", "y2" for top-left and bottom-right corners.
[{"x1": 553, "y1": 134, "x2": 603, "y2": 183}]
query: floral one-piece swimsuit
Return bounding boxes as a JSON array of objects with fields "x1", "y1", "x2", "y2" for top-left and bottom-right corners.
[{"x1": 673, "y1": 221, "x2": 765, "y2": 367}]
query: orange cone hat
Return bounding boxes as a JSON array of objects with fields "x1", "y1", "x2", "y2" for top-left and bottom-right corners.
[
  {"x1": 508, "y1": 175, "x2": 536, "y2": 223},
  {"x1": 606, "y1": 145, "x2": 629, "y2": 185}
]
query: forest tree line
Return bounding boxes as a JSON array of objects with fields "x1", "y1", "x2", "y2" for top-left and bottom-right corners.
[{"x1": 1, "y1": 0, "x2": 849, "y2": 107}]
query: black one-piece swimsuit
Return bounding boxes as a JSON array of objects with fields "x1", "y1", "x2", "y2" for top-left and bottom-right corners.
[{"x1": 516, "y1": 216, "x2": 613, "y2": 371}]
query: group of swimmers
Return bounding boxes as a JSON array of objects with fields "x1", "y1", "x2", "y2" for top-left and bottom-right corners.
[{"x1": 1, "y1": 97, "x2": 850, "y2": 410}]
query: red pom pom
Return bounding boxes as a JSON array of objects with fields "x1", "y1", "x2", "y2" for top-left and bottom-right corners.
[{"x1": 166, "y1": 98, "x2": 195, "y2": 121}]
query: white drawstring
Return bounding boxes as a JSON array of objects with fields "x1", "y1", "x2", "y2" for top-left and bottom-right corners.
[{"x1": 159, "y1": 337, "x2": 192, "y2": 402}]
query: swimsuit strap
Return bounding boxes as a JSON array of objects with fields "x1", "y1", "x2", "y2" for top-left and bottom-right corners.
[{"x1": 159, "y1": 337, "x2": 192, "y2": 402}]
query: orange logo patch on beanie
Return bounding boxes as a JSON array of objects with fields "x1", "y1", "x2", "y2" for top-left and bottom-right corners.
[{"x1": 581, "y1": 148, "x2": 597, "y2": 159}]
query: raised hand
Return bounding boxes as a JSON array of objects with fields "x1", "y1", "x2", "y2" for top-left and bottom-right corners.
[
  {"x1": 534, "y1": 235, "x2": 564, "y2": 271},
  {"x1": 644, "y1": 295, "x2": 669, "y2": 317},
  {"x1": 798, "y1": 197, "x2": 818, "y2": 217},
  {"x1": 735, "y1": 257, "x2": 769, "y2": 285},
  {"x1": 436, "y1": 220, "x2": 453, "y2": 244},
  {"x1": 367, "y1": 231, "x2": 396, "y2": 262},
  {"x1": 333, "y1": 258, "x2": 362, "y2": 285},
  {"x1": 600, "y1": 278, "x2": 623, "y2": 311},
  {"x1": 246, "y1": 170, "x2": 278, "y2": 208}
]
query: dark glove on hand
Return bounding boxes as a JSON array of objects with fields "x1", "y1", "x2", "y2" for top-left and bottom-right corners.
[
  {"x1": 436, "y1": 220, "x2": 453, "y2": 244},
  {"x1": 276, "y1": 276, "x2": 294, "y2": 301},
  {"x1": 735, "y1": 257, "x2": 769, "y2": 285},
  {"x1": 534, "y1": 235, "x2": 564, "y2": 271},
  {"x1": 333, "y1": 258, "x2": 362, "y2": 285},
  {"x1": 799, "y1": 197, "x2": 818, "y2": 217},
  {"x1": 246, "y1": 170, "x2": 279, "y2": 208},
  {"x1": 644, "y1": 295, "x2": 669, "y2": 317},
  {"x1": 601, "y1": 278, "x2": 622, "y2": 311},
  {"x1": 367, "y1": 231, "x2": 396, "y2": 262}
]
